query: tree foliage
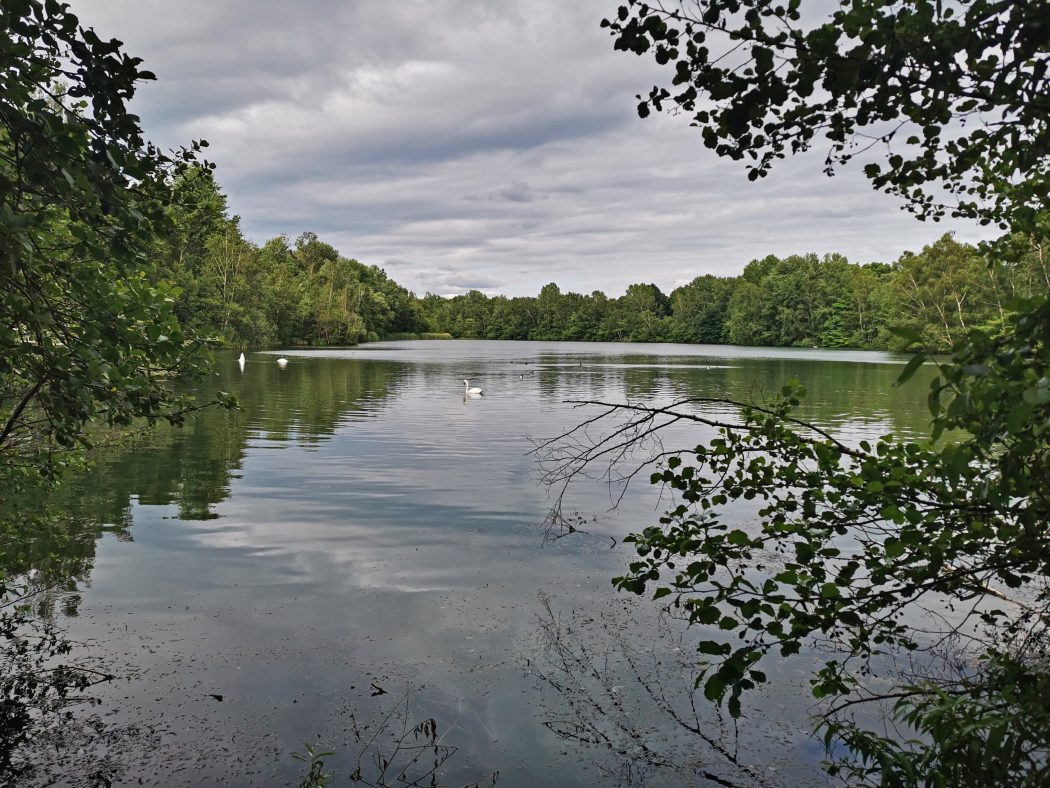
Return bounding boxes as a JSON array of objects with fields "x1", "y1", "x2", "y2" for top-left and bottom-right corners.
[
  {"x1": 0, "y1": 0, "x2": 225, "y2": 487},
  {"x1": 157, "y1": 172, "x2": 424, "y2": 347},
  {"x1": 0, "y1": 580, "x2": 114, "y2": 782},
  {"x1": 572, "y1": 294, "x2": 1050, "y2": 783},
  {"x1": 419, "y1": 236, "x2": 1038, "y2": 352},
  {"x1": 534, "y1": 1, "x2": 1050, "y2": 783},
  {"x1": 0, "y1": 2, "x2": 240, "y2": 776},
  {"x1": 604, "y1": 0, "x2": 1048, "y2": 231}
]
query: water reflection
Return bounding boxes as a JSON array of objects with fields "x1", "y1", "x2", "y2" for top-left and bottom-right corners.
[{"x1": 2, "y1": 341, "x2": 932, "y2": 786}]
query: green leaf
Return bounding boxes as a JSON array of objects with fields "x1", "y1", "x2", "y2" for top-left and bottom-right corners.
[
  {"x1": 703, "y1": 675, "x2": 726, "y2": 702},
  {"x1": 819, "y1": 583, "x2": 841, "y2": 599},
  {"x1": 727, "y1": 529, "x2": 751, "y2": 546},
  {"x1": 727, "y1": 694, "x2": 741, "y2": 718},
  {"x1": 897, "y1": 351, "x2": 928, "y2": 384},
  {"x1": 698, "y1": 640, "x2": 729, "y2": 656}
]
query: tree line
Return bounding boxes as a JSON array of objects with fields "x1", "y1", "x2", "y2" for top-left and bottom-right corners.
[
  {"x1": 3, "y1": 0, "x2": 1049, "y2": 784},
  {"x1": 168, "y1": 170, "x2": 1048, "y2": 354},
  {"x1": 417, "y1": 236, "x2": 1047, "y2": 352},
  {"x1": 159, "y1": 168, "x2": 423, "y2": 347}
]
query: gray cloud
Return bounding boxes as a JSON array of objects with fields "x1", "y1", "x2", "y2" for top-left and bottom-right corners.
[
  {"x1": 440, "y1": 273, "x2": 505, "y2": 290},
  {"x1": 467, "y1": 180, "x2": 546, "y2": 204},
  {"x1": 75, "y1": 0, "x2": 996, "y2": 298}
]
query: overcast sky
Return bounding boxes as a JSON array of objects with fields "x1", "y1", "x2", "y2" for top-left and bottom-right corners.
[{"x1": 76, "y1": 0, "x2": 993, "y2": 297}]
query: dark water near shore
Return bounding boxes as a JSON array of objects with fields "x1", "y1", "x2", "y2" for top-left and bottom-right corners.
[{"x1": 13, "y1": 340, "x2": 931, "y2": 786}]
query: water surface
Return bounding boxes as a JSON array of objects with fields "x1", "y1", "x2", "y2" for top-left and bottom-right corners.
[{"x1": 18, "y1": 340, "x2": 931, "y2": 786}]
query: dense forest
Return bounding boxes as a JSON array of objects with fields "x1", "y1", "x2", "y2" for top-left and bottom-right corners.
[
  {"x1": 417, "y1": 235, "x2": 1050, "y2": 350},
  {"x1": 160, "y1": 168, "x2": 424, "y2": 346},
  {"x1": 419, "y1": 245, "x2": 1034, "y2": 350},
  {"x1": 175, "y1": 169, "x2": 1048, "y2": 353}
]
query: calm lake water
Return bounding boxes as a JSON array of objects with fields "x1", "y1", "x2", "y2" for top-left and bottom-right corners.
[{"x1": 19, "y1": 340, "x2": 931, "y2": 786}]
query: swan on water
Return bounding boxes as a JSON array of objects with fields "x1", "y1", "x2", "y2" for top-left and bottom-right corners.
[
  {"x1": 239, "y1": 352, "x2": 246, "y2": 364},
  {"x1": 463, "y1": 379, "x2": 483, "y2": 395},
  {"x1": 277, "y1": 357, "x2": 288, "y2": 367}
]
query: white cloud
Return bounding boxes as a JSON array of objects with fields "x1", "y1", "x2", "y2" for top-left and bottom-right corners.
[{"x1": 75, "y1": 0, "x2": 996, "y2": 297}]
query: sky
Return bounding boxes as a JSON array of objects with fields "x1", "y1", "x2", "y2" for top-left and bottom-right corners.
[{"x1": 75, "y1": 0, "x2": 994, "y2": 298}]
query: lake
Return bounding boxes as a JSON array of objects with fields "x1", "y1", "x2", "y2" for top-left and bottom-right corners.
[{"x1": 16, "y1": 340, "x2": 931, "y2": 786}]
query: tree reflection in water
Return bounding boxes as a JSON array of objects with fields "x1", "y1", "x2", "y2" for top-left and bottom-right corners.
[
  {"x1": 0, "y1": 355, "x2": 400, "y2": 781},
  {"x1": 530, "y1": 592, "x2": 808, "y2": 787}
]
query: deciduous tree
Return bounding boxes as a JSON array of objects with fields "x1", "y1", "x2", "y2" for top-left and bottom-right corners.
[
  {"x1": 538, "y1": 1, "x2": 1050, "y2": 782},
  {"x1": 0, "y1": 1, "x2": 227, "y2": 487}
]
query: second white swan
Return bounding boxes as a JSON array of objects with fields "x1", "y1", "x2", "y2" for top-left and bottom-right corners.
[{"x1": 463, "y1": 379, "x2": 483, "y2": 395}]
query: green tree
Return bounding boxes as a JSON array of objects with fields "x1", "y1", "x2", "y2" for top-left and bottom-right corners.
[
  {"x1": 547, "y1": 1, "x2": 1050, "y2": 783},
  {"x1": 761, "y1": 255, "x2": 825, "y2": 346},
  {"x1": 419, "y1": 292, "x2": 452, "y2": 335},
  {"x1": 0, "y1": 1, "x2": 226, "y2": 487},
  {"x1": 445, "y1": 290, "x2": 492, "y2": 338},
  {"x1": 562, "y1": 291, "x2": 606, "y2": 341},
  {"x1": 890, "y1": 234, "x2": 998, "y2": 351},
  {"x1": 617, "y1": 282, "x2": 671, "y2": 342},
  {"x1": 848, "y1": 263, "x2": 894, "y2": 349},
  {"x1": 668, "y1": 274, "x2": 736, "y2": 343},
  {"x1": 163, "y1": 167, "x2": 229, "y2": 328},
  {"x1": 483, "y1": 295, "x2": 534, "y2": 340},
  {"x1": 535, "y1": 282, "x2": 569, "y2": 340},
  {"x1": 198, "y1": 217, "x2": 260, "y2": 340},
  {"x1": 257, "y1": 235, "x2": 307, "y2": 344},
  {"x1": 723, "y1": 278, "x2": 766, "y2": 345},
  {"x1": 1010, "y1": 216, "x2": 1050, "y2": 298},
  {"x1": 0, "y1": 3, "x2": 233, "y2": 778}
]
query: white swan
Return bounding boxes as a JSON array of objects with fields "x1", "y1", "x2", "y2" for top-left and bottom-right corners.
[
  {"x1": 277, "y1": 357, "x2": 288, "y2": 367},
  {"x1": 463, "y1": 379, "x2": 483, "y2": 395},
  {"x1": 238, "y1": 352, "x2": 246, "y2": 364}
]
